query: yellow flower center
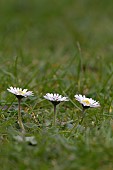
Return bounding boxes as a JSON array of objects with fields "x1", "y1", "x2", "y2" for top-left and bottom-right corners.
[
  {"x1": 18, "y1": 90, "x2": 25, "y2": 95},
  {"x1": 82, "y1": 99, "x2": 90, "y2": 105}
]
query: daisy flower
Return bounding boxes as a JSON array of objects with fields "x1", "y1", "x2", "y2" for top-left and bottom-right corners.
[
  {"x1": 44, "y1": 93, "x2": 69, "y2": 105},
  {"x1": 7, "y1": 87, "x2": 33, "y2": 99},
  {"x1": 7, "y1": 86, "x2": 33, "y2": 133},
  {"x1": 74, "y1": 94, "x2": 100, "y2": 109},
  {"x1": 44, "y1": 93, "x2": 69, "y2": 126},
  {"x1": 74, "y1": 94, "x2": 100, "y2": 125}
]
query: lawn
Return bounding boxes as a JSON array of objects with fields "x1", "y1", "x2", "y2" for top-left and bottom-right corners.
[{"x1": 0, "y1": 0, "x2": 113, "y2": 169}]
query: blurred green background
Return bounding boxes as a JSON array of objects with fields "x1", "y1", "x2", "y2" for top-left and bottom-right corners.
[
  {"x1": 0, "y1": 0, "x2": 113, "y2": 90},
  {"x1": 0, "y1": 0, "x2": 113, "y2": 60}
]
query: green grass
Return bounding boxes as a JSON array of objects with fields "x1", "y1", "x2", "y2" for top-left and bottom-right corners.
[{"x1": 0, "y1": 0, "x2": 113, "y2": 169}]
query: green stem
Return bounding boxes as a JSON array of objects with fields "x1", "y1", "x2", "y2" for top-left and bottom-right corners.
[
  {"x1": 68, "y1": 108, "x2": 86, "y2": 140},
  {"x1": 79, "y1": 107, "x2": 86, "y2": 125},
  {"x1": 18, "y1": 98, "x2": 25, "y2": 134},
  {"x1": 53, "y1": 105, "x2": 57, "y2": 126}
]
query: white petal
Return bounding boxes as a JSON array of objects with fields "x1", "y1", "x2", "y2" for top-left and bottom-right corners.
[{"x1": 44, "y1": 93, "x2": 68, "y2": 102}]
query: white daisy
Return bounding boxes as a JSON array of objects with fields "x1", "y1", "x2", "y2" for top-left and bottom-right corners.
[
  {"x1": 44, "y1": 93, "x2": 69, "y2": 105},
  {"x1": 7, "y1": 86, "x2": 33, "y2": 98},
  {"x1": 74, "y1": 94, "x2": 100, "y2": 108},
  {"x1": 44, "y1": 93, "x2": 69, "y2": 126}
]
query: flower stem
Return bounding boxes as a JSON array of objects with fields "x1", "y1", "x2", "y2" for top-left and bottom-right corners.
[
  {"x1": 79, "y1": 107, "x2": 86, "y2": 125},
  {"x1": 68, "y1": 108, "x2": 86, "y2": 139},
  {"x1": 18, "y1": 98, "x2": 25, "y2": 134},
  {"x1": 53, "y1": 105, "x2": 57, "y2": 126}
]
